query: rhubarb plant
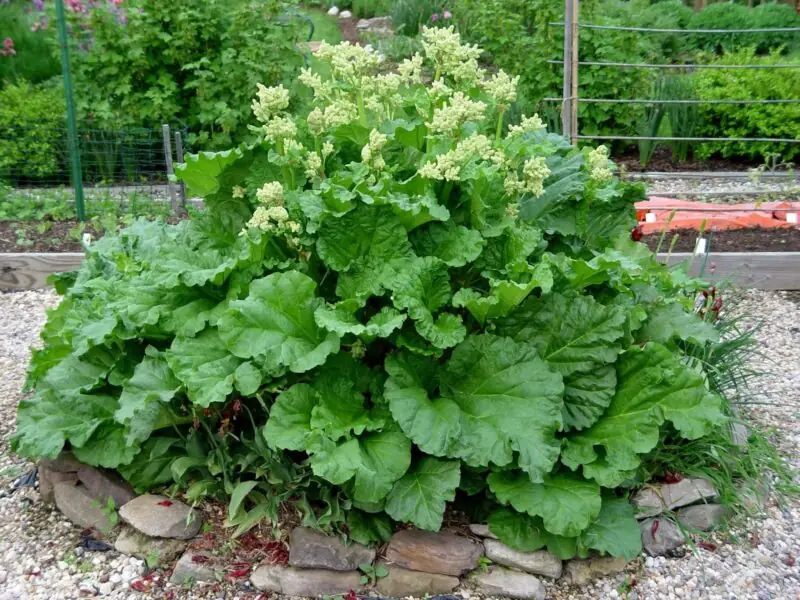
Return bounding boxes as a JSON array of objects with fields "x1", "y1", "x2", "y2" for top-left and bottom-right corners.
[{"x1": 13, "y1": 28, "x2": 727, "y2": 561}]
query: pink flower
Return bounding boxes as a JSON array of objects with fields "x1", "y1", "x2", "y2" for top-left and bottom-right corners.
[
  {"x1": 0, "y1": 38, "x2": 15, "y2": 57},
  {"x1": 431, "y1": 13, "x2": 440, "y2": 22},
  {"x1": 444, "y1": 10, "x2": 452, "y2": 19}
]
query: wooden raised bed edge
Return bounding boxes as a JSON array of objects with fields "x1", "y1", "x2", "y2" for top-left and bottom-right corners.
[{"x1": 2, "y1": 252, "x2": 800, "y2": 292}]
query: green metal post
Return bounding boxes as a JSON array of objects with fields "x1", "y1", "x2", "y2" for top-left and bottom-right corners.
[{"x1": 55, "y1": 0, "x2": 85, "y2": 221}]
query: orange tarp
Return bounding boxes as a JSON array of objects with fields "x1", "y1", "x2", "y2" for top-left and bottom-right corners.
[{"x1": 634, "y1": 197, "x2": 800, "y2": 234}]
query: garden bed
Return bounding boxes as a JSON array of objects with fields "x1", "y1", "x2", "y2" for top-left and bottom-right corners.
[{"x1": 643, "y1": 227, "x2": 800, "y2": 253}]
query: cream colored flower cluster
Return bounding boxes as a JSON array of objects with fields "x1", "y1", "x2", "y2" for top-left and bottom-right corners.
[
  {"x1": 507, "y1": 114, "x2": 546, "y2": 138},
  {"x1": 315, "y1": 41, "x2": 381, "y2": 85},
  {"x1": 256, "y1": 181, "x2": 284, "y2": 206},
  {"x1": 361, "y1": 129, "x2": 388, "y2": 171},
  {"x1": 418, "y1": 134, "x2": 502, "y2": 181},
  {"x1": 482, "y1": 70, "x2": 519, "y2": 108},
  {"x1": 521, "y1": 157, "x2": 551, "y2": 197},
  {"x1": 428, "y1": 92, "x2": 487, "y2": 135},
  {"x1": 251, "y1": 84, "x2": 297, "y2": 144},
  {"x1": 232, "y1": 185, "x2": 246, "y2": 199},
  {"x1": 588, "y1": 145, "x2": 613, "y2": 183},
  {"x1": 422, "y1": 26, "x2": 483, "y2": 85},
  {"x1": 252, "y1": 83, "x2": 289, "y2": 123}
]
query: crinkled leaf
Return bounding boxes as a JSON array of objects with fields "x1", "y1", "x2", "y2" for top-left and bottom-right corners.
[
  {"x1": 385, "y1": 353, "x2": 461, "y2": 457},
  {"x1": 410, "y1": 222, "x2": 485, "y2": 267},
  {"x1": 263, "y1": 383, "x2": 317, "y2": 451},
  {"x1": 488, "y1": 507, "x2": 578, "y2": 559},
  {"x1": 442, "y1": 334, "x2": 564, "y2": 482},
  {"x1": 385, "y1": 457, "x2": 460, "y2": 531},
  {"x1": 562, "y1": 343, "x2": 724, "y2": 487},
  {"x1": 580, "y1": 495, "x2": 642, "y2": 560},
  {"x1": 165, "y1": 328, "x2": 240, "y2": 407},
  {"x1": 638, "y1": 303, "x2": 720, "y2": 346},
  {"x1": 346, "y1": 510, "x2": 394, "y2": 545},
  {"x1": 488, "y1": 471, "x2": 602, "y2": 537},
  {"x1": 218, "y1": 271, "x2": 340, "y2": 374}
]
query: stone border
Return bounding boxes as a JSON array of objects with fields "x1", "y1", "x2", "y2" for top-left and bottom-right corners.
[{"x1": 35, "y1": 451, "x2": 760, "y2": 599}]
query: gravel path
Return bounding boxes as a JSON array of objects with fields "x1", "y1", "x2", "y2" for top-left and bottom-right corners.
[
  {"x1": 641, "y1": 176, "x2": 799, "y2": 202},
  {"x1": 0, "y1": 289, "x2": 798, "y2": 600}
]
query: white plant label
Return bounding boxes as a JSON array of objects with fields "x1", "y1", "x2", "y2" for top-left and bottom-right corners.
[
  {"x1": 694, "y1": 237, "x2": 707, "y2": 255},
  {"x1": 645, "y1": 212, "x2": 656, "y2": 223},
  {"x1": 82, "y1": 233, "x2": 93, "y2": 247},
  {"x1": 787, "y1": 213, "x2": 798, "y2": 224}
]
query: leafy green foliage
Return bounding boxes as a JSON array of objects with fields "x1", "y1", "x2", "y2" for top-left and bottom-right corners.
[
  {"x1": 13, "y1": 30, "x2": 728, "y2": 561},
  {"x1": 69, "y1": 0, "x2": 306, "y2": 149},
  {"x1": 693, "y1": 50, "x2": 800, "y2": 161},
  {"x1": 0, "y1": 81, "x2": 65, "y2": 179}
]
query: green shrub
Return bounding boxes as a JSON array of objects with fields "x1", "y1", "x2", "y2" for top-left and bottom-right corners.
[
  {"x1": 14, "y1": 28, "x2": 734, "y2": 556},
  {"x1": 0, "y1": 80, "x2": 65, "y2": 179},
  {"x1": 0, "y1": 1, "x2": 61, "y2": 85},
  {"x1": 391, "y1": 0, "x2": 451, "y2": 37},
  {"x1": 70, "y1": 0, "x2": 306, "y2": 149},
  {"x1": 689, "y1": 2, "x2": 800, "y2": 55},
  {"x1": 693, "y1": 49, "x2": 800, "y2": 161}
]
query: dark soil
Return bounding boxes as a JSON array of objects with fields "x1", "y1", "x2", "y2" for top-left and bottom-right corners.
[
  {"x1": 338, "y1": 15, "x2": 360, "y2": 44},
  {"x1": 0, "y1": 220, "x2": 95, "y2": 253},
  {"x1": 616, "y1": 147, "x2": 759, "y2": 173},
  {"x1": 643, "y1": 227, "x2": 800, "y2": 253}
]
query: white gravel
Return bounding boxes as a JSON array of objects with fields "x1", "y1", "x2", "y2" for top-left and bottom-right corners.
[
  {"x1": 1, "y1": 289, "x2": 798, "y2": 600},
  {"x1": 641, "y1": 176, "x2": 800, "y2": 202}
]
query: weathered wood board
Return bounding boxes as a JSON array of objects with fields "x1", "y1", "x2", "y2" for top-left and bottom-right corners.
[{"x1": 1, "y1": 253, "x2": 84, "y2": 291}]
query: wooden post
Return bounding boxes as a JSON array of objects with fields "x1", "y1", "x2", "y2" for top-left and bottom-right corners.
[
  {"x1": 174, "y1": 131, "x2": 186, "y2": 208},
  {"x1": 570, "y1": 0, "x2": 579, "y2": 145},
  {"x1": 562, "y1": 0, "x2": 574, "y2": 139},
  {"x1": 162, "y1": 124, "x2": 178, "y2": 215}
]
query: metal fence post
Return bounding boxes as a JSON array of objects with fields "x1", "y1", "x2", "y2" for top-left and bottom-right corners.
[
  {"x1": 162, "y1": 124, "x2": 178, "y2": 215},
  {"x1": 561, "y1": 0, "x2": 574, "y2": 140},
  {"x1": 55, "y1": 0, "x2": 85, "y2": 222},
  {"x1": 174, "y1": 131, "x2": 186, "y2": 208}
]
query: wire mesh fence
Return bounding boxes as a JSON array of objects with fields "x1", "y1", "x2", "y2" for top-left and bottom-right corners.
[{"x1": 0, "y1": 120, "x2": 187, "y2": 213}]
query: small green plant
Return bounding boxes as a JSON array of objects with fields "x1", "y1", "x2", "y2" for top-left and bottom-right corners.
[
  {"x1": 359, "y1": 562, "x2": 389, "y2": 585},
  {"x1": 476, "y1": 556, "x2": 492, "y2": 573},
  {"x1": 145, "y1": 550, "x2": 161, "y2": 569},
  {"x1": 91, "y1": 497, "x2": 119, "y2": 533}
]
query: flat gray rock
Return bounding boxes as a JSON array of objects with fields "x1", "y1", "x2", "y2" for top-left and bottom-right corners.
[
  {"x1": 641, "y1": 518, "x2": 685, "y2": 556},
  {"x1": 53, "y1": 482, "x2": 114, "y2": 531},
  {"x1": 251, "y1": 564, "x2": 363, "y2": 596},
  {"x1": 562, "y1": 556, "x2": 629, "y2": 585},
  {"x1": 677, "y1": 504, "x2": 728, "y2": 531},
  {"x1": 169, "y1": 552, "x2": 217, "y2": 585},
  {"x1": 385, "y1": 529, "x2": 482, "y2": 576},
  {"x1": 376, "y1": 561, "x2": 459, "y2": 596},
  {"x1": 471, "y1": 566, "x2": 545, "y2": 600},
  {"x1": 289, "y1": 527, "x2": 375, "y2": 571},
  {"x1": 39, "y1": 452, "x2": 83, "y2": 473},
  {"x1": 484, "y1": 539, "x2": 562, "y2": 579},
  {"x1": 633, "y1": 478, "x2": 718, "y2": 519},
  {"x1": 468, "y1": 524, "x2": 498, "y2": 539},
  {"x1": 78, "y1": 466, "x2": 136, "y2": 508},
  {"x1": 114, "y1": 526, "x2": 187, "y2": 566},
  {"x1": 731, "y1": 422, "x2": 749, "y2": 449},
  {"x1": 39, "y1": 467, "x2": 77, "y2": 505},
  {"x1": 119, "y1": 494, "x2": 201, "y2": 539}
]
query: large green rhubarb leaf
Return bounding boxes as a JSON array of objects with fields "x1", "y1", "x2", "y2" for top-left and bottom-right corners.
[
  {"x1": 218, "y1": 271, "x2": 340, "y2": 374},
  {"x1": 562, "y1": 343, "x2": 724, "y2": 487},
  {"x1": 385, "y1": 457, "x2": 460, "y2": 531},
  {"x1": 488, "y1": 507, "x2": 578, "y2": 559},
  {"x1": 580, "y1": 495, "x2": 642, "y2": 560},
  {"x1": 637, "y1": 302, "x2": 720, "y2": 346},
  {"x1": 116, "y1": 351, "x2": 181, "y2": 444},
  {"x1": 263, "y1": 383, "x2": 317, "y2": 451},
  {"x1": 410, "y1": 222, "x2": 485, "y2": 267},
  {"x1": 165, "y1": 328, "x2": 241, "y2": 407},
  {"x1": 499, "y1": 293, "x2": 627, "y2": 431},
  {"x1": 488, "y1": 471, "x2": 602, "y2": 537},
  {"x1": 384, "y1": 352, "x2": 461, "y2": 457},
  {"x1": 442, "y1": 335, "x2": 564, "y2": 482}
]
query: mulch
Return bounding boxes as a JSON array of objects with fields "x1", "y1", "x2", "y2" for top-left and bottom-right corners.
[
  {"x1": 643, "y1": 227, "x2": 800, "y2": 253},
  {"x1": 616, "y1": 147, "x2": 759, "y2": 173},
  {"x1": 0, "y1": 220, "x2": 96, "y2": 253}
]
